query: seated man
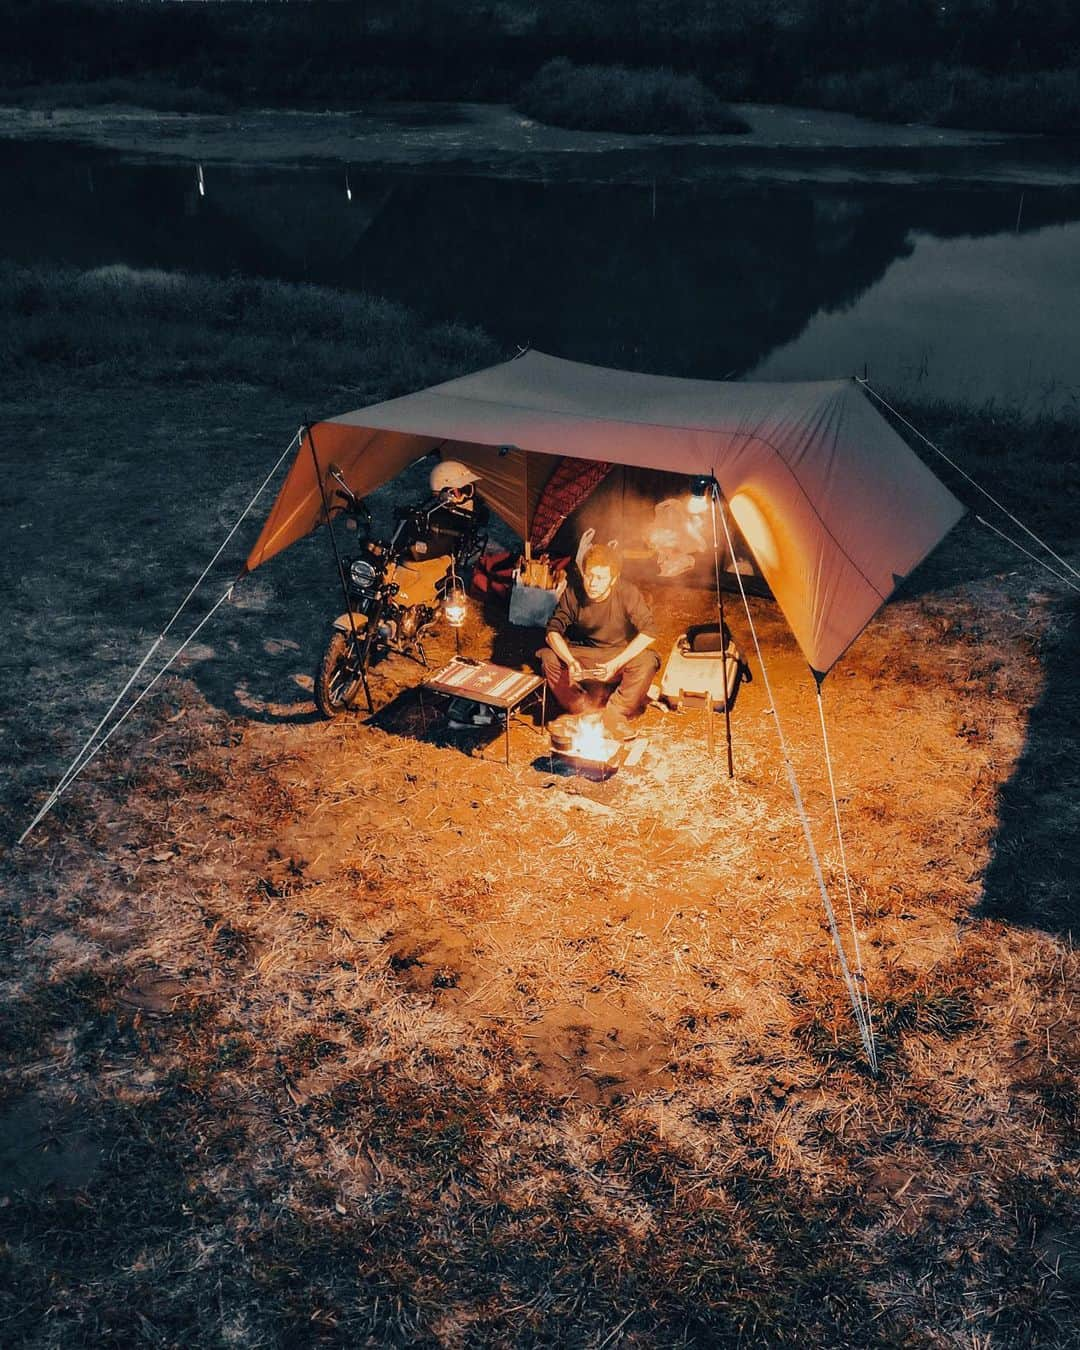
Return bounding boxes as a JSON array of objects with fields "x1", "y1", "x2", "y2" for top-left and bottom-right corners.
[{"x1": 539, "y1": 543, "x2": 660, "y2": 740}]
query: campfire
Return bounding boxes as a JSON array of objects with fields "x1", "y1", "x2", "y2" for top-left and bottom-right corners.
[{"x1": 549, "y1": 713, "x2": 626, "y2": 777}]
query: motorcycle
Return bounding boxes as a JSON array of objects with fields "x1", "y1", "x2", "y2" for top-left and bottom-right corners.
[{"x1": 314, "y1": 464, "x2": 485, "y2": 718}]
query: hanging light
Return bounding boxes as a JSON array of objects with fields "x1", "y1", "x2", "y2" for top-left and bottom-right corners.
[
  {"x1": 443, "y1": 582, "x2": 468, "y2": 628},
  {"x1": 345, "y1": 167, "x2": 352, "y2": 202},
  {"x1": 688, "y1": 474, "x2": 714, "y2": 515},
  {"x1": 196, "y1": 163, "x2": 205, "y2": 197}
]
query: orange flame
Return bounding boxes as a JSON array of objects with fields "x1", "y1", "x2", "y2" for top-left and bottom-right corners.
[{"x1": 568, "y1": 713, "x2": 617, "y2": 761}]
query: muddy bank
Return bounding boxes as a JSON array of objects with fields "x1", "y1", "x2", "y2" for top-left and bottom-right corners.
[{"x1": 3, "y1": 99, "x2": 1073, "y2": 186}]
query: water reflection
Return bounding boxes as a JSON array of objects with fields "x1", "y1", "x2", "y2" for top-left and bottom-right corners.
[
  {"x1": 5, "y1": 140, "x2": 1080, "y2": 408},
  {"x1": 749, "y1": 223, "x2": 1080, "y2": 411}
]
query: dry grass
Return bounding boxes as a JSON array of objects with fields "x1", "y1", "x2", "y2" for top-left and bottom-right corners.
[{"x1": 1, "y1": 339, "x2": 1079, "y2": 1344}]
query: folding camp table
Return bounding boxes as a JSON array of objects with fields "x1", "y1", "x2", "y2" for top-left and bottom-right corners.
[{"x1": 419, "y1": 658, "x2": 546, "y2": 765}]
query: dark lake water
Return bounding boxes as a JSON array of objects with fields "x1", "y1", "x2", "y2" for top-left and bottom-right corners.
[{"x1": 6, "y1": 137, "x2": 1080, "y2": 411}]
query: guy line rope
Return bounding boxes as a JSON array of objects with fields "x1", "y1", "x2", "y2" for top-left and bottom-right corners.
[
  {"x1": 17, "y1": 429, "x2": 302, "y2": 846},
  {"x1": 859, "y1": 380, "x2": 1079, "y2": 594},
  {"x1": 710, "y1": 485, "x2": 878, "y2": 1072}
]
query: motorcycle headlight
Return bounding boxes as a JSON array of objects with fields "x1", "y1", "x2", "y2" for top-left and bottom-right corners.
[{"x1": 349, "y1": 559, "x2": 377, "y2": 590}]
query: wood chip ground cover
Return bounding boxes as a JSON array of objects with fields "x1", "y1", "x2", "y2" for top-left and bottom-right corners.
[{"x1": 1, "y1": 371, "x2": 1078, "y2": 1346}]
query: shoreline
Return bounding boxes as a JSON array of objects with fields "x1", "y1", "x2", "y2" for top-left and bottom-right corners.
[{"x1": 4, "y1": 100, "x2": 1077, "y2": 188}]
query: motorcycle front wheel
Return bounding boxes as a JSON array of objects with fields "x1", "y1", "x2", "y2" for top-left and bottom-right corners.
[{"x1": 315, "y1": 631, "x2": 365, "y2": 718}]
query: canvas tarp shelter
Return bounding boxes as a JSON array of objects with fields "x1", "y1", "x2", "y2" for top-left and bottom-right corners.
[{"x1": 246, "y1": 351, "x2": 964, "y2": 677}]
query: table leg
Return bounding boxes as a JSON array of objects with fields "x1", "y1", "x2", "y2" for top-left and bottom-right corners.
[{"x1": 504, "y1": 708, "x2": 510, "y2": 766}]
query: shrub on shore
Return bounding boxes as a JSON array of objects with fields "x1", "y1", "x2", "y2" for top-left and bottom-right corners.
[
  {"x1": 1, "y1": 77, "x2": 234, "y2": 115},
  {"x1": 517, "y1": 59, "x2": 750, "y2": 135},
  {"x1": 0, "y1": 262, "x2": 500, "y2": 402},
  {"x1": 800, "y1": 64, "x2": 1080, "y2": 134}
]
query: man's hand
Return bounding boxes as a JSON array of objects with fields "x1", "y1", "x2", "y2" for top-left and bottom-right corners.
[
  {"x1": 548, "y1": 631, "x2": 582, "y2": 683},
  {"x1": 584, "y1": 659, "x2": 619, "y2": 683}
]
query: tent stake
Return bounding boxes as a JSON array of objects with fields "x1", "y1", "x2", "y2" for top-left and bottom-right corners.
[{"x1": 307, "y1": 423, "x2": 374, "y2": 715}]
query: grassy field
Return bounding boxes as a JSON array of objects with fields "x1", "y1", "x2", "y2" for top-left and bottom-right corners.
[{"x1": 1, "y1": 265, "x2": 1078, "y2": 1346}]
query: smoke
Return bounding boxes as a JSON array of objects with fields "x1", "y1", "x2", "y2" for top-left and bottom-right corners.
[
  {"x1": 548, "y1": 468, "x2": 757, "y2": 586},
  {"x1": 644, "y1": 497, "x2": 709, "y2": 577}
]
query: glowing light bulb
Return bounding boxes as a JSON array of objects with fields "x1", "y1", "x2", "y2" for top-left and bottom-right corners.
[
  {"x1": 688, "y1": 474, "x2": 713, "y2": 514},
  {"x1": 729, "y1": 491, "x2": 780, "y2": 573},
  {"x1": 443, "y1": 585, "x2": 468, "y2": 628}
]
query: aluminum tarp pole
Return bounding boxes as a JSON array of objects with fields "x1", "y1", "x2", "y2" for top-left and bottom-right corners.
[
  {"x1": 709, "y1": 487, "x2": 735, "y2": 778},
  {"x1": 307, "y1": 423, "x2": 372, "y2": 714}
]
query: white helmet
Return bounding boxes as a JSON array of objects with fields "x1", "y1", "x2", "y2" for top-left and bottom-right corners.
[{"x1": 430, "y1": 460, "x2": 480, "y2": 494}]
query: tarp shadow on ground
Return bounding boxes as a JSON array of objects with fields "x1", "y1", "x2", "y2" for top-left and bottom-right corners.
[{"x1": 979, "y1": 597, "x2": 1079, "y2": 938}]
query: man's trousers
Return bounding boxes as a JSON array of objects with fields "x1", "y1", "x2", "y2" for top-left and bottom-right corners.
[{"x1": 537, "y1": 643, "x2": 660, "y2": 718}]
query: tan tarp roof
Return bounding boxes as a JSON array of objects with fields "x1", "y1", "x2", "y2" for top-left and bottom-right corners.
[{"x1": 246, "y1": 351, "x2": 964, "y2": 676}]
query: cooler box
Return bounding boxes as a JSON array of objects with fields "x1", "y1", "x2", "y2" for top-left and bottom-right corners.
[{"x1": 659, "y1": 624, "x2": 749, "y2": 712}]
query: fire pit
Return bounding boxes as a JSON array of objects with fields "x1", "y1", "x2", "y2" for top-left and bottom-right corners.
[{"x1": 549, "y1": 713, "x2": 628, "y2": 779}]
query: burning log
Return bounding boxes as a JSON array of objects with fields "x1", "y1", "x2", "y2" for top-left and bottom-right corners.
[{"x1": 550, "y1": 713, "x2": 627, "y2": 778}]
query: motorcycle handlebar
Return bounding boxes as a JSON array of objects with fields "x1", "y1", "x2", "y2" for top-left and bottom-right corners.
[
  {"x1": 334, "y1": 487, "x2": 371, "y2": 518},
  {"x1": 328, "y1": 464, "x2": 372, "y2": 520}
]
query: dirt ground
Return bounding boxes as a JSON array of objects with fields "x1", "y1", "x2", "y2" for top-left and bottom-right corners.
[{"x1": 2, "y1": 369, "x2": 1079, "y2": 1345}]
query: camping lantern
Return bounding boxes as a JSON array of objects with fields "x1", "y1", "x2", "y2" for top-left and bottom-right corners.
[
  {"x1": 443, "y1": 583, "x2": 468, "y2": 629},
  {"x1": 688, "y1": 475, "x2": 714, "y2": 515}
]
